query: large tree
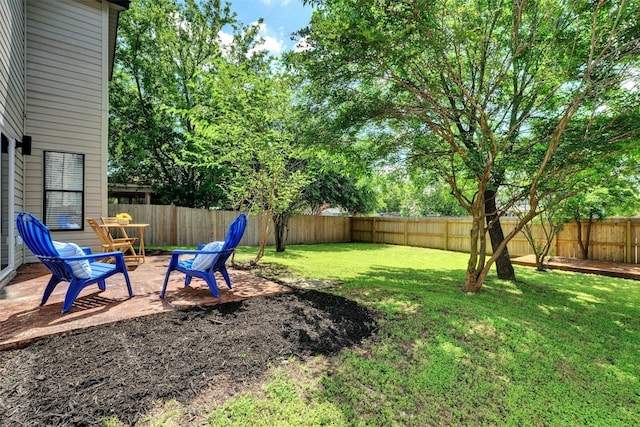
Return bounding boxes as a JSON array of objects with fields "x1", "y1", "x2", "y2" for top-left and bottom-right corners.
[
  {"x1": 110, "y1": 0, "x2": 260, "y2": 208},
  {"x1": 296, "y1": 0, "x2": 640, "y2": 291}
]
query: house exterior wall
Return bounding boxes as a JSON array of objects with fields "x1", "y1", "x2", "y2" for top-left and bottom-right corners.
[
  {"x1": 24, "y1": 0, "x2": 111, "y2": 252},
  {"x1": 0, "y1": 0, "x2": 25, "y2": 138},
  {"x1": 0, "y1": 0, "x2": 26, "y2": 275}
]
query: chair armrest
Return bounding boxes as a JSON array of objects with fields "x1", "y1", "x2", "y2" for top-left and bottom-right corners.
[
  {"x1": 171, "y1": 248, "x2": 233, "y2": 255},
  {"x1": 61, "y1": 251, "x2": 125, "y2": 262},
  {"x1": 169, "y1": 248, "x2": 233, "y2": 264}
]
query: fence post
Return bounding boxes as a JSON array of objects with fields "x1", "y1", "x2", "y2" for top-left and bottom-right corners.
[
  {"x1": 627, "y1": 220, "x2": 632, "y2": 264},
  {"x1": 444, "y1": 220, "x2": 449, "y2": 251},
  {"x1": 170, "y1": 205, "x2": 177, "y2": 245},
  {"x1": 372, "y1": 217, "x2": 377, "y2": 243},
  {"x1": 404, "y1": 219, "x2": 408, "y2": 246}
]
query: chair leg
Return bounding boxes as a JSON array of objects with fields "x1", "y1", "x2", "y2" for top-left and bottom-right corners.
[
  {"x1": 40, "y1": 276, "x2": 63, "y2": 306},
  {"x1": 122, "y1": 271, "x2": 134, "y2": 298},
  {"x1": 160, "y1": 255, "x2": 180, "y2": 299},
  {"x1": 218, "y1": 266, "x2": 233, "y2": 290},
  {"x1": 115, "y1": 256, "x2": 135, "y2": 297},
  {"x1": 160, "y1": 270, "x2": 172, "y2": 298},
  {"x1": 62, "y1": 280, "x2": 89, "y2": 313},
  {"x1": 203, "y1": 275, "x2": 220, "y2": 298}
]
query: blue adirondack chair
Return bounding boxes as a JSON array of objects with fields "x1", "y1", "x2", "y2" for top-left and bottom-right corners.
[
  {"x1": 160, "y1": 213, "x2": 247, "y2": 299},
  {"x1": 16, "y1": 212, "x2": 134, "y2": 313}
]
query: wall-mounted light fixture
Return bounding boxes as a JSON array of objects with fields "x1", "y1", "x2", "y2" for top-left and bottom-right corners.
[{"x1": 16, "y1": 135, "x2": 32, "y2": 155}]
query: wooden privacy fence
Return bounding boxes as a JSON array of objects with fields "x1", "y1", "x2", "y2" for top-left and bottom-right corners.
[
  {"x1": 108, "y1": 205, "x2": 352, "y2": 247},
  {"x1": 109, "y1": 204, "x2": 640, "y2": 264},
  {"x1": 351, "y1": 216, "x2": 640, "y2": 264}
]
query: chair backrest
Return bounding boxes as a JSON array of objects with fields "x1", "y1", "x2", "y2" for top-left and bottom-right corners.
[
  {"x1": 87, "y1": 218, "x2": 115, "y2": 245},
  {"x1": 17, "y1": 212, "x2": 58, "y2": 257},
  {"x1": 101, "y1": 217, "x2": 119, "y2": 225},
  {"x1": 213, "y1": 213, "x2": 247, "y2": 270},
  {"x1": 16, "y1": 212, "x2": 73, "y2": 281}
]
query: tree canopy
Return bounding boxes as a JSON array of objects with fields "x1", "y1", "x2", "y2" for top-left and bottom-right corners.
[
  {"x1": 110, "y1": 0, "x2": 257, "y2": 208},
  {"x1": 295, "y1": 0, "x2": 640, "y2": 291}
]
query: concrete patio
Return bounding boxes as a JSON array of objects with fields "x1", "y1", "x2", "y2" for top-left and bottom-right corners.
[
  {"x1": 0, "y1": 255, "x2": 290, "y2": 350},
  {"x1": 4, "y1": 252, "x2": 638, "y2": 352}
]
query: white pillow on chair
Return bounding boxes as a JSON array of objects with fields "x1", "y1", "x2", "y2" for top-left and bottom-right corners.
[
  {"x1": 192, "y1": 241, "x2": 224, "y2": 271},
  {"x1": 53, "y1": 241, "x2": 92, "y2": 279}
]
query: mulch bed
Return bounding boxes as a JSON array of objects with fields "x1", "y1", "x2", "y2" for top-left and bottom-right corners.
[{"x1": 0, "y1": 289, "x2": 376, "y2": 426}]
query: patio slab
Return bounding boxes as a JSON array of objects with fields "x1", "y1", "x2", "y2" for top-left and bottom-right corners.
[{"x1": 0, "y1": 255, "x2": 290, "y2": 350}]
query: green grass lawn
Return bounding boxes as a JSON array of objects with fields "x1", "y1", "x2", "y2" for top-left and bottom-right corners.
[{"x1": 146, "y1": 243, "x2": 640, "y2": 426}]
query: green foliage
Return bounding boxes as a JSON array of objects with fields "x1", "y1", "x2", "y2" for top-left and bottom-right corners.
[
  {"x1": 304, "y1": 166, "x2": 378, "y2": 215},
  {"x1": 374, "y1": 170, "x2": 468, "y2": 216},
  {"x1": 109, "y1": 0, "x2": 261, "y2": 208},
  {"x1": 111, "y1": 0, "x2": 377, "y2": 255},
  {"x1": 563, "y1": 175, "x2": 640, "y2": 221}
]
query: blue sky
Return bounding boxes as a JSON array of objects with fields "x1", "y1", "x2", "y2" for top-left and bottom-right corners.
[{"x1": 229, "y1": 0, "x2": 314, "y2": 54}]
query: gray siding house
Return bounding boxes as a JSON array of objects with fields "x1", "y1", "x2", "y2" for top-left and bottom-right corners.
[{"x1": 0, "y1": 0, "x2": 129, "y2": 287}]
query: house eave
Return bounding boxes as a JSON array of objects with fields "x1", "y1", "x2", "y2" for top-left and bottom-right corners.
[
  {"x1": 106, "y1": 1, "x2": 130, "y2": 79},
  {"x1": 107, "y1": 1, "x2": 130, "y2": 11}
]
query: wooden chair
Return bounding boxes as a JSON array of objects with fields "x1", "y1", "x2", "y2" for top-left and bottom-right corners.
[
  {"x1": 100, "y1": 216, "x2": 138, "y2": 245},
  {"x1": 160, "y1": 213, "x2": 247, "y2": 298},
  {"x1": 16, "y1": 212, "x2": 134, "y2": 313},
  {"x1": 86, "y1": 218, "x2": 139, "y2": 264}
]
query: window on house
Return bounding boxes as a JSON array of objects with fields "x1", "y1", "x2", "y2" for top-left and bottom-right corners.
[{"x1": 44, "y1": 151, "x2": 84, "y2": 231}]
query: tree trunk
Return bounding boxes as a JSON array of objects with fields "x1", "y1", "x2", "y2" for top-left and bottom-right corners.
[
  {"x1": 573, "y1": 212, "x2": 593, "y2": 259},
  {"x1": 463, "y1": 197, "x2": 487, "y2": 293},
  {"x1": 251, "y1": 212, "x2": 271, "y2": 265},
  {"x1": 484, "y1": 190, "x2": 516, "y2": 280},
  {"x1": 576, "y1": 212, "x2": 595, "y2": 260},
  {"x1": 584, "y1": 216, "x2": 593, "y2": 260},
  {"x1": 273, "y1": 213, "x2": 289, "y2": 252}
]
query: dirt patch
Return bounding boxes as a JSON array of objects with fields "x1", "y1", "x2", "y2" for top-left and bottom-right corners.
[{"x1": 0, "y1": 289, "x2": 376, "y2": 426}]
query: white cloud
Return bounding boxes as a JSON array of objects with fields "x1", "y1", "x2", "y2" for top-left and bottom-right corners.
[
  {"x1": 259, "y1": 0, "x2": 292, "y2": 5},
  {"x1": 254, "y1": 34, "x2": 286, "y2": 54},
  {"x1": 218, "y1": 22, "x2": 285, "y2": 57},
  {"x1": 217, "y1": 30, "x2": 234, "y2": 57},
  {"x1": 217, "y1": 30, "x2": 234, "y2": 47},
  {"x1": 250, "y1": 21, "x2": 286, "y2": 55}
]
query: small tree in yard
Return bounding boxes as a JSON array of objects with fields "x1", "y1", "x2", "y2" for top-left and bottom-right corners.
[
  {"x1": 188, "y1": 64, "x2": 313, "y2": 264},
  {"x1": 271, "y1": 165, "x2": 377, "y2": 252},
  {"x1": 516, "y1": 156, "x2": 640, "y2": 269},
  {"x1": 564, "y1": 179, "x2": 640, "y2": 260},
  {"x1": 515, "y1": 195, "x2": 568, "y2": 272}
]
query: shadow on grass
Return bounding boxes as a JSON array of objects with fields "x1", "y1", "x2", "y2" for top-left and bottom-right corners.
[{"x1": 344, "y1": 262, "x2": 640, "y2": 330}]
